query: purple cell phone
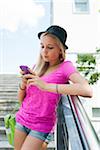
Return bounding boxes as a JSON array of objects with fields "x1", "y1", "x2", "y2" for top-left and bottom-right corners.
[{"x1": 20, "y1": 65, "x2": 31, "y2": 74}]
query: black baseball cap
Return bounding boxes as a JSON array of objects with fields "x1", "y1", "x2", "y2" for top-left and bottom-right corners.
[{"x1": 38, "y1": 25, "x2": 68, "y2": 49}]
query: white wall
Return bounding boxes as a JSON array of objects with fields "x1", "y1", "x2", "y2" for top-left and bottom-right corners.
[
  {"x1": 52, "y1": 0, "x2": 100, "y2": 53},
  {"x1": 52, "y1": 1, "x2": 100, "y2": 135}
]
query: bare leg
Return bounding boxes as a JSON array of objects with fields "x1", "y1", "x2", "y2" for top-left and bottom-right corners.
[
  {"x1": 14, "y1": 128, "x2": 27, "y2": 150},
  {"x1": 41, "y1": 142, "x2": 48, "y2": 150},
  {"x1": 21, "y1": 135, "x2": 44, "y2": 150}
]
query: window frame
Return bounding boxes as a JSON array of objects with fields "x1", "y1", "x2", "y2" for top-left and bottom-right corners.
[{"x1": 72, "y1": 0, "x2": 89, "y2": 14}]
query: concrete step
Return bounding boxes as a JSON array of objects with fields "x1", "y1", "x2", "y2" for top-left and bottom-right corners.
[
  {"x1": 0, "y1": 93, "x2": 17, "y2": 97},
  {"x1": 0, "y1": 81, "x2": 19, "y2": 85},
  {"x1": 0, "y1": 100, "x2": 18, "y2": 103},
  {"x1": 0, "y1": 141, "x2": 14, "y2": 150},
  {"x1": 0, "y1": 116, "x2": 5, "y2": 126},
  {"x1": 0, "y1": 80, "x2": 19, "y2": 84},
  {"x1": 0, "y1": 134, "x2": 7, "y2": 141},
  {"x1": 0, "y1": 83, "x2": 19, "y2": 86},
  {"x1": 0, "y1": 100, "x2": 19, "y2": 116},
  {"x1": 0, "y1": 89, "x2": 18, "y2": 93},
  {"x1": 0, "y1": 106, "x2": 16, "y2": 111},
  {"x1": 0, "y1": 126, "x2": 6, "y2": 134},
  {"x1": 0, "y1": 98, "x2": 18, "y2": 102},
  {"x1": 0, "y1": 107, "x2": 18, "y2": 116},
  {"x1": 0, "y1": 87, "x2": 18, "y2": 92},
  {"x1": 0, "y1": 74, "x2": 19, "y2": 80},
  {"x1": 0, "y1": 94, "x2": 18, "y2": 100},
  {"x1": 0, "y1": 78, "x2": 19, "y2": 82},
  {"x1": 0, "y1": 100, "x2": 18, "y2": 112},
  {"x1": 0, "y1": 74, "x2": 20, "y2": 87},
  {"x1": 0, "y1": 100, "x2": 18, "y2": 116},
  {"x1": 0, "y1": 99, "x2": 18, "y2": 103}
]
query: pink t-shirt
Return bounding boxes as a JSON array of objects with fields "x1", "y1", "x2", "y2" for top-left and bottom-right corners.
[{"x1": 16, "y1": 61, "x2": 77, "y2": 133}]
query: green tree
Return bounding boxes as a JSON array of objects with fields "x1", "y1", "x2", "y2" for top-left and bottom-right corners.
[{"x1": 76, "y1": 48, "x2": 100, "y2": 84}]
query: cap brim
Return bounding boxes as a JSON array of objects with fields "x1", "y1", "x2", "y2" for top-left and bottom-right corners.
[
  {"x1": 65, "y1": 45, "x2": 68, "y2": 49},
  {"x1": 38, "y1": 31, "x2": 45, "y2": 39}
]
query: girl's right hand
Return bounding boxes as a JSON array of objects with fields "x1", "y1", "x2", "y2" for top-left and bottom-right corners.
[{"x1": 20, "y1": 68, "x2": 36, "y2": 88}]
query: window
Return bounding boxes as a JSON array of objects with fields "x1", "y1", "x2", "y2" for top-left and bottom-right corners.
[
  {"x1": 92, "y1": 108, "x2": 100, "y2": 118},
  {"x1": 73, "y1": 0, "x2": 89, "y2": 14}
]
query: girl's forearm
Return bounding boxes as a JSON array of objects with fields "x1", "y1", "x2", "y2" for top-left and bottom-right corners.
[
  {"x1": 18, "y1": 83, "x2": 26, "y2": 104},
  {"x1": 44, "y1": 83, "x2": 92, "y2": 97}
]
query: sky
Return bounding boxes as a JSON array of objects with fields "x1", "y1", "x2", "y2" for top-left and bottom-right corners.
[{"x1": 0, "y1": 0, "x2": 51, "y2": 73}]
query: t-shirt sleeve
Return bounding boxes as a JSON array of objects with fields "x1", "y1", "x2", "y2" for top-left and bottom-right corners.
[{"x1": 62, "y1": 61, "x2": 78, "y2": 80}]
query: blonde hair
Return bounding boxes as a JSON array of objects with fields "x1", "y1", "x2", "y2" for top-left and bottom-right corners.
[{"x1": 34, "y1": 33, "x2": 66, "y2": 76}]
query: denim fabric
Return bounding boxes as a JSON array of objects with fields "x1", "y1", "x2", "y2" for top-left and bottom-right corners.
[{"x1": 15, "y1": 122, "x2": 54, "y2": 143}]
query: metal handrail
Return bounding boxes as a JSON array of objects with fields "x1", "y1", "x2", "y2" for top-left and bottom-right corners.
[
  {"x1": 68, "y1": 95, "x2": 100, "y2": 150},
  {"x1": 56, "y1": 95, "x2": 100, "y2": 150}
]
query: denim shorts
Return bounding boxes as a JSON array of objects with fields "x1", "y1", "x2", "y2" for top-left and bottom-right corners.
[{"x1": 15, "y1": 122, "x2": 54, "y2": 143}]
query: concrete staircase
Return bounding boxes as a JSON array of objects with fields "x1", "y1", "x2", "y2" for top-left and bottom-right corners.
[
  {"x1": 0, "y1": 74, "x2": 19, "y2": 150},
  {"x1": 0, "y1": 74, "x2": 55, "y2": 150}
]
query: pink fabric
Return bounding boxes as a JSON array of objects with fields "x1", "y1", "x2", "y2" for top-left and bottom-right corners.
[{"x1": 16, "y1": 61, "x2": 77, "y2": 133}]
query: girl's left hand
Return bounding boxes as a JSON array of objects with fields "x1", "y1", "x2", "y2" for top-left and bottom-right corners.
[
  {"x1": 23, "y1": 69, "x2": 47, "y2": 90},
  {"x1": 27, "y1": 75, "x2": 47, "y2": 90}
]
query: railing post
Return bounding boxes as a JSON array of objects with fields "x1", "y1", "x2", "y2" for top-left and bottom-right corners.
[
  {"x1": 56, "y1": 95, "x2": 100, "y2": 150},
  {"x1": 56, "y1": 100, "x2": 69, "y2": 150}
]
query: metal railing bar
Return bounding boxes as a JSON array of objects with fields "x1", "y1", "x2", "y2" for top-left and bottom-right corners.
[
  {"x1": 56, "y1": 95, "x2": 100, "y2": 150},
  {"x1": 69, "y1": 95, "x2": 100, "y2": 150},
  {"x1": 61, "y1": 95, "x2": 84, "y2": 150},
  {"x1": 67, "y1": 95, "x2": 90, "y2": 149}
]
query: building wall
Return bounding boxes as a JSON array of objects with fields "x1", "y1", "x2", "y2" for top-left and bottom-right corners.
[
  {"x1": 52, "y1": 0, "x2": 100, "y2": 138},
  {"x1": 52, "y1": 0, "x2": 100, "y2": 53}
]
